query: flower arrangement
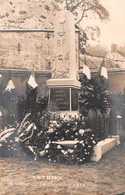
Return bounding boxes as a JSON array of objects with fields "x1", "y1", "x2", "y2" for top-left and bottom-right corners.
[
  {"x1": 43, "y1": 114, "x2": 97, "y2": 164},
  {"x1": 0, "y1": 112, "x2": 97, "y2": 164}
]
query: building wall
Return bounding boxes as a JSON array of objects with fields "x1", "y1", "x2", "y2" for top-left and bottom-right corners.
[
  {"x1": 0, "y1": 70, "x2": 125, "y2": 99},
  {"x1": 0, "y1": 70, "x2": 51, "y2": 97},
  {"x1": 0, "y1": 31, "x2": 79, "y2": 71},
  {"x1": 108, "y1": 71, "x2": 125, "y2": 94},
  {"x1": 0, "y1": 0, "x2": 58, "y2": 30},
  {"x1": 0, "y1": 31, "x2": 54, "y2": 70}
]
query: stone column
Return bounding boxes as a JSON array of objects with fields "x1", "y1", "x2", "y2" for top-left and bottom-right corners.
[{"x1": 47, "y1": 10, "x2": 80, "y2": 114}]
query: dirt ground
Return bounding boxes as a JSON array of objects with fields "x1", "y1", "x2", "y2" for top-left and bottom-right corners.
[{"x1": 0, "y1": 134, "x2": 125, "y2": 195}]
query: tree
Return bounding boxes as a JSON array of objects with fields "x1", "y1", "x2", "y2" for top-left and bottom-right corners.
[
  {"x1": 53, "y1": 0, "x2": 109, "y2": 52},
  {"x1": 54, "y1": 0, "x2": 109, "y2": 23}
]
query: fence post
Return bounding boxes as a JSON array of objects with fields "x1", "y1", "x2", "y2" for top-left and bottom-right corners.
[{"x1": 0, "y1": 111, "x2": 2, "y2": 133}]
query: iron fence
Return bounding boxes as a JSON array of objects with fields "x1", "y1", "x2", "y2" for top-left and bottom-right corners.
[
  {"x1": 39, "y1": 112, "x2": 110, "y2": 142},
  {"x1": 97, "y1": 114, "x2": 110, "y2": 141},
  {"x1": 39, "y1": 113, "x2": 85, "y2": 128}
]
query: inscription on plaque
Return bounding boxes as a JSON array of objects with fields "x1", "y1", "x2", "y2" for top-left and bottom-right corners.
[
  {"x1": 50, "y1": 88, "x2": 70, "y2": 111},
  {"x1": 71, "y1": 88, "x2": 78, "y2": 111}
]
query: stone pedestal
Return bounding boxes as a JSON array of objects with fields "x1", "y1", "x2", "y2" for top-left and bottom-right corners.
[
  {"x1": 47, "y1": 79, "x2": 80, "y2": 114},
  {"x1": 47, "y1": 10, "x2": 80, "y2": 114}
]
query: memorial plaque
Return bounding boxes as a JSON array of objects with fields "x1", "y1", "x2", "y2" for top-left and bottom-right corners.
[
  {"x1": 71, "y1": 88, "x2": 78, "y2": 111},
  {"x1": 50, "y1": 88, "x2": 70, "y2": 111}
]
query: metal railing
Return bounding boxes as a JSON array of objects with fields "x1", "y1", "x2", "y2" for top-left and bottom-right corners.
[{"x1": 97, "y1": 114, "x2": 110, "y2": 141}]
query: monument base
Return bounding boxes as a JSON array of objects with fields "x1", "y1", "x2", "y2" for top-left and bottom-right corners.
[
  {"x1": 91, "y1": 135, "x2": 120, "y2": 162},
  {"x1": 47, "y1": 79, "x2": 80, "y2": 114},
  {"x1": 47, "y1": 79, "x2": 80, "y2": 88}
]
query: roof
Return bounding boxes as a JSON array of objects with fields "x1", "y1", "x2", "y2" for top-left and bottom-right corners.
[
  {"x1": 106, "y1": 52, "x2": 125, "y2": 68},
  {"x1": 80, "y1": 50, "x2": 125, "y2": 70}
]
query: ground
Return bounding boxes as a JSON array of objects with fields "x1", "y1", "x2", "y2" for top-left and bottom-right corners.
[{"x1": 0, "y1": 133, "x2": 125, "y2": 195}]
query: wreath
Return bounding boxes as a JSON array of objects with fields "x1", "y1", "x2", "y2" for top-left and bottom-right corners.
[{"x1": 43, "y1": 115, "x2": 97, "y2": 164}]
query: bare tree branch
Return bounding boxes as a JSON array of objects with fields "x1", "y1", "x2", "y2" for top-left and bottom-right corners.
[
  {"x1": 71, "y1": 0, "x2": 85, "y2": 12},
  {"x1": 76, "y1": 6, "x2": 95, "y2": 24},
  {"x1": 65, "y1": 0, "x2": 68, "y2": 10}
]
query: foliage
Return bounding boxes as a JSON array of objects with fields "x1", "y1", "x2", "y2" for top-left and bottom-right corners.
[
  {"x1": 0, "y1": 127, "x2": 25, "y2": 158},
  {"x1": 0, "y1": 112, "x2": 49, "y2": 160},
  {"x1": 45, "y1": 138, "x2": 96, "y2": 164},
  {"x1": 0, "y1": 82, "x2": 48, "y2": 129},
  {"x1": 2, "y1": 89, "x2": 19, "y2": 128},
  {"x1": 44, "y1": 116, "x2": 96, "y2": 164},
  {"x1": 44, "y1": 115, "x2": 97, "y2": 164},
  {"x1": 79, "y1": 76, "x2": 110, "y2": 116},
  {"x1": 45, "y1": 116, "x2": 82, "y2": 141},
  {"x1": 17, "y1": 113, "x2": 48, "y2": 159},
  {"x1": 0, "y1": 113, "x2": 97, "y2": 164},
  {"x1": 53, "y1": 0, "x2": 109, "y2": 23},
  {"x1": 17, "y1": 84, "x2": 48, "y2": 122}
]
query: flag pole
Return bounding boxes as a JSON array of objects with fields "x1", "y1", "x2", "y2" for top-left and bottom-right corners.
[
  {"x1": 31, "y1": 64, "x2": 35, "y2": 78},
  {"x1": 84, "y1": 53, "x2": 87, "y2": 66},
  {"x1": 84, "y1": 54, "x2": 87, "y2": 82},
  {"x1": 27, "y1": 65, "x2": 38, "y2": 89},
  {"x1": 98, "y1": 57, "x2": 105, "y2": 77}
]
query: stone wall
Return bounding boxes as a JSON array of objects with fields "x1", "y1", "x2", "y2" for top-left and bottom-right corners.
[
  {"x1": 0, "y1": 31, "x2": 54, "y2": 70},
  {"x1": 0, "y1": 30, "x2": 79, "y2": 71},
  {"x1": 0, "y1": 0, "x2": 60, "y2": 30},
  {"x1": 0, "y1": 0, "x2": 60, "y2": 71}
]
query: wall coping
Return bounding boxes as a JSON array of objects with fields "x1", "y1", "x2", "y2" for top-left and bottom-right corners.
[
  {"x1": 0, "y1": 68, "x2": 125, "y2": 77},
  {"x1": 78, "y1": 68, "x2": 125, "y2": 75},
  {"x1": 0, "y1": 68, "x2": 52, "y2": 77},
  {"x1": 0, "y1": 29, "x2": 79, "y2": 33}
]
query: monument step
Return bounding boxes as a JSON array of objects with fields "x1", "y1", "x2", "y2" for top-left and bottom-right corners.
[{"x1": 52, "y1": 140, "x2": 79, "y2": 149}]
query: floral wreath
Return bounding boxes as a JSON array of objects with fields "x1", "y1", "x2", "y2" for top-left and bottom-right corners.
[{"x1": 41, "y1": 115, "x2": 97, "y2": 164}]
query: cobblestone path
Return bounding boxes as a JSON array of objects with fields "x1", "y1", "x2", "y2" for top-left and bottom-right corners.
[{"x1": 0, "y1": 141, "x2": 125, "y2": 195}]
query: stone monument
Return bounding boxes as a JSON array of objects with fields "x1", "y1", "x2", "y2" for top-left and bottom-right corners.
[{"x1": 47, "y1": 10, "x2": 80, "y2": 114}]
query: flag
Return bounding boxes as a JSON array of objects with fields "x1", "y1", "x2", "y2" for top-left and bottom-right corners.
[
  {"x1": 101, "y1": 67, "x2": 108, "y2": 79},
  {"x1": 83, "y1": 64, "x2": 91, "y2": 80},
  {"x1": 27, "y1": 68, "x2": 38, "y2": 89},
  {"x1": 5, "y1": 80, "x2": 15, "y2": 91}
]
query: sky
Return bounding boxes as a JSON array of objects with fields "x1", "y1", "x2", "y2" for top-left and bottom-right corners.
[
  {"x1": 99, "y1": 0, "x2": 125, "y2": 48},
  {"x1": 81, "y1": 0, "x2": 125, "y2": 49}
]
